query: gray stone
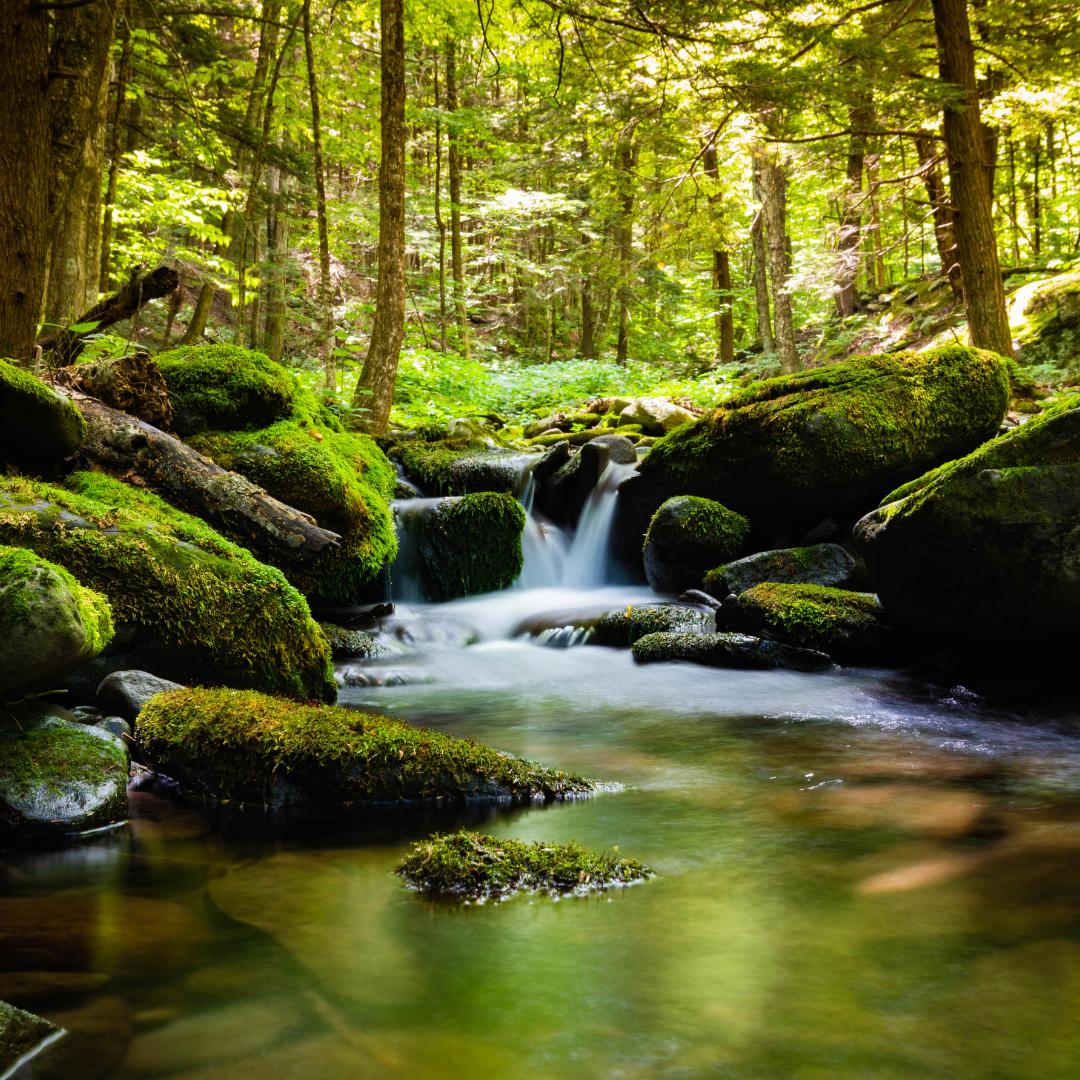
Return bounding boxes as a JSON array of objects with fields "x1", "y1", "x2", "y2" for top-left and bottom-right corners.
[
  {"x1": 631, "y1": 631, "x2": 834, "y2": 671},
  {"x1": 97, "y1": 670, "x2": 185, "y2": 721},
  {"x1": 704, "y1": 543, "x2": 862, "y2": 598},
  {"x1": 97, "y1": 716, "x2": 132, "y2": 742},
  {"x1": 586, "y1": 433, "x2": 637, "y2": 464},
  {"x1": 592, "y1": 604, "x2": 712, "y2": 647},
  {"x1": 619, "y1": 397, "x2": 697, "y2": 435}
]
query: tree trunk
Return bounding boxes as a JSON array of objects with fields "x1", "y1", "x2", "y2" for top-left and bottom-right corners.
[
  {"x1": 750, "y1": 156, "x2": 774, "y2": 354},
  {"x1": 181, "y1": 282, "x2": 214, "y2": 345},
  {"x1": 867, "y1": 149, "x2": 886, "y2": 290},
  {"x1": 445, "y1": 37, "x2": 469, "y2": 357},
  {"x1": 303, "y1": 0, "x2": 335, "y2": 390},
  {"x1": 713, "y1": 250, "x2": 735, "y2": 363},
  {"x1": 100, "y1": 1, "x2": 132, "y2": 293},
  {"x1": 757, "y1": 149, "x2": 800, "y2": 373},
  {"x1": 930, "y1": 0, "x2": 1012, "y2": 357},
  {"x1": 353, "y1": 0, "x2": 406, "y2": 433},
  {"x1": 433, "y1": 55, "x2": 447, "y2": 351},
  {"x1": 835, "y1": 104, "x2": 871, "y2": 317},
  {"x1": 264, "y1": 163, "x2": 288, "y2": 362},
  {"x1": 915, "y1": 133, "x2": 963, "y2": 300},
  {"x1": 44, "y1": 0, "x2": 118, "y2": 325},
  {"x1": 0, "y1": 2, "x2": 50, "y2": 363},
  {"x1": 1023, "y1": 135, "x2": 1042, "y2": 257},
  {"x1": 615, "y1": 132, "x2": 638, "y2": 364}
]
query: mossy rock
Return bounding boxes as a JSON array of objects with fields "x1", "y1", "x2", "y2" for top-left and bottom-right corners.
[
  {"x1": 643, "y1": 496, "x2": 750, "y2": 594},
  {"x1": 397, "y1": 831, "x2": 650, "y2": 900},
  {"x1": 738, "y1": 583, "x2": 895, "y2": 664},
  {"x1": 1014, "y1": 271, "x2": 1080, "y2": 373},
  {"x1": 136, "y1": 688, "x2": 593, "y2": 809},
  {"x1": 0, "y1": 359, "x2": 86, "y2": 468},
  {"x1": 0, "y1": 1000, "x2": 57, "y2": 1073},
  {"x1": 0, "y1": 472, "x2": 334, "y2": 702},
  {"x1": 0, "y1": 545, "x2": 114, "y2": 698},
  {"x1": 157, "y1": 344, "x2": 298, "y2": 433},
  {"x1": 854, "y1": 396, "x2": 1080, "y2": 639},
  {"x1": 703, "y1": 543, "x2": 862, "y2": 599},
  {"x1": 317, "y1": 622, "x2": 387, "y2": 660},
  {"x1": 390, "y1": 437, "x2": 518, "y2": 496},
  {"x1": 190, "y1": 419, "x2": 397, "y2": 602},
  {"x1": 419, "y1": 493, "x2": 525, "y2": 601},
  {"x1": 591, "y1": 604, "x2": 712, "y2": 646},
  {"x1": 631, "y1": 630, "x2": 833, "y2": 671},
  {"x1": 618, "y1": 346, "x2": 1010, "y2": 547},
  {"x1": 0, "y1": 716, "x2": 128, "y2": 835}
]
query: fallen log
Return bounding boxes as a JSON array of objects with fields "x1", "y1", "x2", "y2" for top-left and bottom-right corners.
[
  {"x1": 56, "y1": 387, "x2": 341, "y2": 567},
  {"x1": 39, "y1": 265, "x2": 180, "y2": 366},
  {"x1": 55, "y1": 350, "x2": 174, "y2": 429}
]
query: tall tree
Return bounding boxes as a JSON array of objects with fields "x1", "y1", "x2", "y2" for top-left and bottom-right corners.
[
  {"x1": 757, "y1": 148, "x2": 800, "y2": 373},
  {"x1": 445, "y1": 37, "x2": 469, "y2": 357},
  {"x1": 615, "y1": 127, "x2": 638, "y2": 364},
  {"x1": 353, "y1": 0, "x2": 406, "y2": 433}
]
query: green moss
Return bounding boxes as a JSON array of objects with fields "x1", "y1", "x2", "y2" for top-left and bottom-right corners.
[
  {"x1": 137, "y1": 688, "x2": 593, "y2": 806},
  {"x1": 389, "y1": 436, "x2": 518, "y2": 495},
  {"x1": 637, "y1": 346, "x2": 1009, "y2": 521},
  {"x1": 157, "y1": 344, "x2": 298, "y2": 431},
  {"x1": 0, "y1": 724, "x2": 123, "y2": 803},
  {"x1": 631, "y1": 630, "x2": 834, "y2": 671},
  {"x1": 0, "y1": 544, "x2": 114, "y2": 654},
  {"x1": 592, "y1": 604, "x2": 712, "y2": 646},
  {"x1": 739, "y1": 582, "x2": 887, "y2": 660},
  {"x1": 318, "y1": 622, "x2": 387, "y2": 660},
  {"x1": 397, "y1": 831, "x2": 650, "y2": 899},
  {"x1": 0, "y1": 472, "x2": 334, "y2": 702},
  {"x1": 0, "y1": 359, "x2": 86, "y2": 467},
  {"x1": 191, "y1": 419, "x2": 397, "y2": 601},
  {"x1": 419, "y1": 493, "x2": 525, "y2": 601},
  {"x1": 643, "y1": 495, "x2": 750, "y2": 593}
]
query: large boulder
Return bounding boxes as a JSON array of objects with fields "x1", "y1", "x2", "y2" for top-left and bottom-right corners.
[
  {"x1": 0, "y1": 359, "x2": 86, "y2": 469},
  {"x1": 0, "y1": 472, "x2": 334, "y2": 702},
  {"x1": 536, "y1": 438, "x2": 631, "y2": 525},
  {"x1": 419, "y1": 492, "x2": 525, "y2": 601},
  {"x1": 97, "y1": 670, "x2": 185, "y2": 721},
  {"x1": 617, "y1": 347, "x2": 1010, "y2": 553},
  {"x1": 703, "y1": 543, "x2": 862, "y2": 598},
  {"x1": 136, "y1": 687, "x2": 592, "y2": 809},
  {"x1": 0, "y1": 711, "x2": 128, "y2": 835},
  {"x1": 643, "y1": 496, "x2": 750, "y2": 593},
  {"x1": 0, "y1": 546, "x2": 114, "y2": 698},
  {"x1": 853, "y1": 397, "x2": 1080, "y2": 640},
  {"x1": 390, "y1": 437, "x2": 518, "y2": 496},
  {"x1": 619, "y1": 397, "x2": 697, "y2": 435}
]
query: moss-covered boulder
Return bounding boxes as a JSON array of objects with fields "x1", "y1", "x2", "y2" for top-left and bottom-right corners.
[
  {"x1": 0, "y1": 546, "x2": 114, "y2": 699},
  {"x1": 853, "y1": 396, "x2": 1080, "y2": 639},
  {"x1": 631, "y1": 631, "x2": 833, "y2": 671},
  {"x1": 137, "y1": 688, "x2": 592, "y2": 809},
  {"x1": 643, "y1": 495, "x2": 750, "y2": 594},
  {"x1": 0, "y1": 1000, "x2": 58, "y2": 1073},
  {"x1": 618, "y1": 347, "x2": 1009, "y2": 549},
  {"x1": 738, "y1": 583, "x2": 896, "y2": 664},
  {"x1": 0, "y1": 359, "x2": 86, "y2": 469},
  {"x1": 397, "y1": 831, "x2": 650, "y2": 900},
  {"x1": 390, "y1": 437, "x2": 518, "y2": 496},
  {"x1": 418, "y1": 492, "x2": 525, "y2": 601},
  {"x1": 157, "y1": 344, "x2": 297, "y2": 432},
  {"x1": 317, "y1": 623, "x2": 387, "y2": 660},
  {"x1": 591, "y1": 603, "x2": 712, "y2": 646},
  {"x1": 0, "y1": 714, "x2": 128, "y2": 835},
  {"x1": 703, "y1": 543, "x2": 862, "y2": 599},
  {"x1": 0, "y1": 472, "x2": 334, "y2": 701}
]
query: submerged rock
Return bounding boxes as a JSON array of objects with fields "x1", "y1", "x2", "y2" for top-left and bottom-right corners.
[
  {"x1": 592, "y1": 604, "x2": 713, "y2": 646},
  {"x1": 0, "y1": 472, "x2": 334, "y2": 702},
  {"x1": 643, "y1": 495, "x2": 750, "y2": 594},
  {"x1": 631, "y1": 631, "x2": 834, "y2": 671},
  {"x1": 853, "y1": 396, "x2": 1080, "y2": 640},
  {"x1": 0, "y1": 359, "x2": 86, "y2": 469},
  {"x1": 397, "y1": 831, "x2": 651, "y2": 899},
  {"x1": 0, "y1": 545, "x2": 114, "y2": 699},
  {"x1": 136, "y1": 688, "x2": 592, "y2": 809},
  {"x1": 0, "y1": 1000, "x2": 58, "y2": 1075},
  {"x1": 97, "y1": 670, "x2": 185, "y2": 721},
  {"x1": 704, "y1": 543, "x2": 862, "y2": 598},
  {"x1": 738, "y1": 583, "x2": 897, "y2": 664}
]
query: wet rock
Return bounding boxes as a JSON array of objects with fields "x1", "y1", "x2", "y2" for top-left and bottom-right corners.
[
  {"x1": 0, "y1": 359, "x2": 86, "y2": 469},
  {"x1": 536, "y1": 440, "x2": 614, "y2": 525},
  {"x1": 72, "y1": 706, "x2": 104, "y2": 725},
  {"x1": 586, "y1": 433, "x2": 637, "y2": 464},
  {"x1": 643, "y1": 496, "x2": 750, "y2": 594},
  {"x1": 713, "y1": 592, "x2": 755, "y2": 632},
  {"x1": 0, "y1": 999, "x2": 58, "y2": 1075},
  {"x1": 97, "y1": 670, "x2": 184, "y2": 722},
  {"x1": 0, "y1": 546, "x2": 114, "y2": 699},
  {"x1": 631, "y1": 631, "x2": 834, "y2": 671},
  {"x1": 97, "y1": 716, "x2": 132, "y2": 742},
  {"x1": 704, "y1": 543, "x2": 863, "y2": 598},
  {"x1": 592, "y1": 604, "x2": 712, "y2": 647},
  {"x1": 676, "y1": 589, "x2": 723, "y2": 612},
  {"x1": 619, "y1": 397, "x2": 697, "y2": 435},
  {"x1": 317, "y1": 623, "x2": 388, "y2": 660},
  {"x1": 529, "y1": 439, "x2": 571, "y2": 489},
  {"x1": 0, "y1": 715, "x2": 128, "y2": 836}
]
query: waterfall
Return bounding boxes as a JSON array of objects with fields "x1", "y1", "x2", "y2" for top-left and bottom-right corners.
[
  {"x1": 561, "y1": 460, "x2": 637, "y2": 588},
  {"x1": 389, "y1": 497, "x2": 453, "y2": 602},
  {"x1": 517, "y1": 473, "x2": 571, "y2": 590}
]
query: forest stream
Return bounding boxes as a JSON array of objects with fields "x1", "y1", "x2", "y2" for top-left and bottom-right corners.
[{"x1": 4, "y1": 467, "x2": 1080, "y2": 1079}]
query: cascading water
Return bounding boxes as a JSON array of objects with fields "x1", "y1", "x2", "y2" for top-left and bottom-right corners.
[{"x1": 389, "y1": 496, "x2": 453, "y2": 602}]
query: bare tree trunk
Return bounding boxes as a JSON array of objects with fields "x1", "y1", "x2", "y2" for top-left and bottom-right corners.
[
  {"x1": 835, "y1": 104, "x2": 870, "y2": 317},
  {"x1": 713, "y1": 250, "x2": 735, "y2": 363},
  {"x1": 181, "y1": 282, "x2": 214, "y2": 344},
  {"x1": 915, "y1": 133, "x2": 963, "y2": 300},
  {"x1": 750, "y1": 156, "x2": 774, "y2": 354},
  {"x1": 616, "y1": 131, "x2": 638, "y2": 364},
  {"x1": 930, "y1": 0, "x2": 1012, "y2": 357},
  {"x1": 757, "y1": 149, "x2": 800, "y2": 373},
  {"x1": 100, "y1": 1, "x2": 132, "y2": 293},
  {"x1": 0, "y1": 2, "x2": 50, "y2": 363},
  {"x1": 303, "y1": 0, "x2": 334, "y2": 389},
  {"x1": 433, "y1": 55, "x2": 448, "y2": 351},
  {"x1": 445, "y1": 37, "x2": 469, "y2": 357},
  {"x1": 353, "y1": 0, "x2": 406, "y2": 433},
  {"x1": 1023, "y1": 134, "x2": 1042, "y2": 257},
  {"x1": 264, "y1": 162, "x2": 288, "y2": 362}
]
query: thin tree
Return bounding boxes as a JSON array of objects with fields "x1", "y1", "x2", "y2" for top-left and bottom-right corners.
[
  {"x1": 757, "y1": 147, "x2": 800, "y2": 373},
  {"x1": 445, "y1": 37, "x2": 469, "y2": 357},
  {"x1": 353, "y1": 0, "x2": 406, "y2": 433}
]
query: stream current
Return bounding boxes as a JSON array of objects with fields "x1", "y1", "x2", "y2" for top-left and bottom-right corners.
[{"x1": 4, "y1": 462, "x2": 1080, "y2": 1078}]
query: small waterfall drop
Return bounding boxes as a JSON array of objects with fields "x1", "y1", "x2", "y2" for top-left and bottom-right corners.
[
  {"x1": 389, "y1": 497, "x2": 453, "y2": 602},
  {"x1": 561, "y1": 460, "x2": 637, "y2": 588},
  {"x1": 517, "y1": 473, "x2": 571, "y2": 590}
]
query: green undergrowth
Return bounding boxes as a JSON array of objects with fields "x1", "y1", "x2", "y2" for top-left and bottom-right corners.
[
  {"x1": 396, "y1": 830, "x2": 651, "y2": 899},
  {"x1": 137, "y1": 688, "x2": 594, "y2": 805},
  {"x1": 0, "y1": 472, "x2": 334, "y2": 701}
]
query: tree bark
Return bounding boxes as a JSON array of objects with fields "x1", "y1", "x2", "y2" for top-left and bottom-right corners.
[
  {"x1": 749, "y1": 155, "x2": 774, "y2": 354},
  {"x1": 55, "y1": 349, "x2": 173, "y2": 429},
  {"x1": 303, "y1": 0, "x2": 335, "y2": 389},
  {"x1": 181, "y1": 281, "x2": 214, "y2": 345},
  {"x1": 99, "y1": 0, "x2": 132, "y2": 293},
  {"x1": 44, "y1": 0, "x2": 118, "y2": 325},
  {"x1": 713, "y1": 250, "x2": 735, "y2": 363},
  {"x1": 915, "y1": 133, "x2": 963, "y2": 300},
  {"x1": 930, "y1": 0, "x2": 1012, "y2": 357},
  {"x1": 615, "y1": 131, "x2": 638, "y2": 364},
  {"x1": 757, "y1": 148, "x2": 800, "y2": 373},
  {"x1": 445, "y1": 37, "x2": 469, "y2": 357},
  {"x1": 352, "y1": 0, "x2": 406, "y2": 433},
  {"x1": 433, "y1": 55, "x2": 448, "y2": 351},
  {"x1": 835, "y1": 104, "x2": 871, "y2": 317},
  {"x1": 0, "y1": 1, "x2": 50, "y2": 363},
  {"x1": 264, "y1": 162, "x2": 288, "y2": 362}
]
